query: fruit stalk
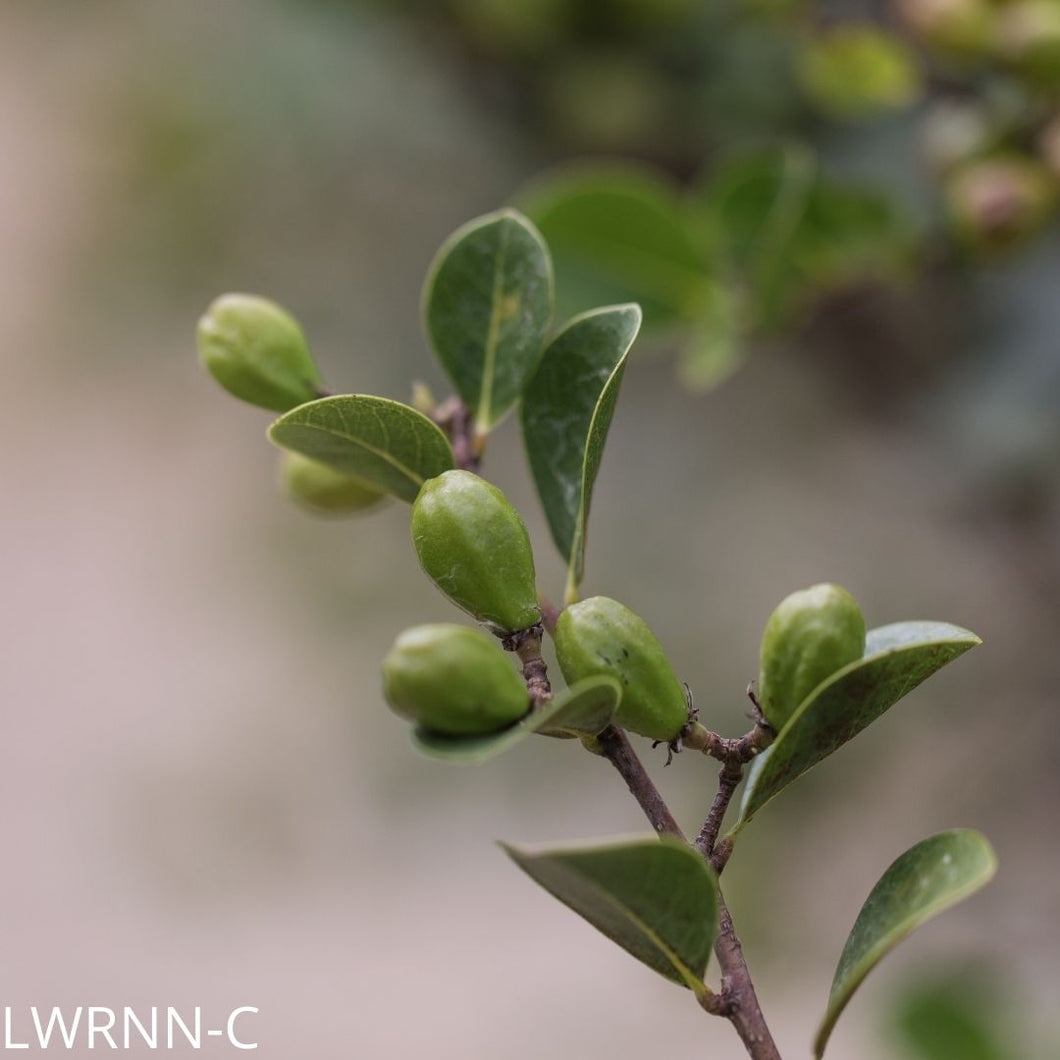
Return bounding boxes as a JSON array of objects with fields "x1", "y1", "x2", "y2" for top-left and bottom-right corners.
[{"x1": 502, "y1": 624, "x2": 552, "y2": 708}]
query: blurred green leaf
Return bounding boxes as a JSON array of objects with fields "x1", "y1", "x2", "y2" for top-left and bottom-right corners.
[
  {"x1": 677, "y1": 282, "x2": 749, "y2": 391},
  {"x1": 521, "y1": 304, "x2": 642, "y2": 602},
  {"x1": 518, "y1": 165, "x2": 713, "y2": 327},
  {"x1": 503, "y1": 835, "x2": 718, "y2": 994},
  {"x1": 411, "y1": 675, "x2": 621, "y2": 763},
  {"x1": 890, "y1": 971, "x2": 1012, "y2": 1060},
  {"x1": 735, "y1": 622, "x2": 981, "y2": 830},
  {"x1": 815, "y1": 830, "x2": 997, "y2": 1058},
  {"x1": 798, "y1": 25, "x2": 922, "y2": 119},
  {"x1": 702, "y1": 145, "x2": 912, "y2": 327},
  {"x1": 423, "y1": 208, "x2": 553, "y2": 431},
  {"x1": 702, "y1": 144, "x2": 818, "y2": 327},
  {"x1": 268, "y1": 395, "x2": 454, "y2": 503}
]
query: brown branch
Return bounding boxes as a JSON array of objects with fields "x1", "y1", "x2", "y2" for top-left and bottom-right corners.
[
  {"x1": 694, "y1": 760, "x2": 745, "y2": 861},
  {"x1": 502, "y1": 624, "x2": 551, "y2": 708},
  {"x1": 597, "y1": 727, "x2": 781, "y2": 1059},
  {"x1": 712, "y1": 897, "x2": 781, "y2": 1060},
  {"x1": 596, "y1": 727, "x2": 685, "y2": 840},
  {"x1": 432, "y1": 396, "x2": 481, "y2": 472}
]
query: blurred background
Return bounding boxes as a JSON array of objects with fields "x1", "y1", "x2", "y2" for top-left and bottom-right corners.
[{"x1": 2, "y1": 0, "x2": 1058, "y2": 1056}]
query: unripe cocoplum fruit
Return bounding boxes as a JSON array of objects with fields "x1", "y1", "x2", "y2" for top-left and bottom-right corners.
[
  {"x1": 411, "y1": 470, "x2": 541, "y2": 635},
  {"x1": 197, "y1": 293, "x2": 322, "y2": 412},
  {"x1": 281, "y1": 452, "x2": 386, "y2": 515},
  {"x1": 554, "y1": 596, "x2": 688, "y2": 743},
  {"x1": 382, "y1": 624, "x2": 529, "y2": 736},
  {"x1": 758, "y1": 583, "x2": 866, "y2": 731}
]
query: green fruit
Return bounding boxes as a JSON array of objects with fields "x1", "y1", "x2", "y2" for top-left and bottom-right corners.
[
  {"x1": 382, "y1": 624, "x2": 529, "y2": 736},
  {"x1": 758, "y1": 583, "x2": 866, "y2": 731},
  {"x1": 411, "y1": 470, "x2": 541, "y2": 635},
  {"x1": 554, "y1": 596, "x2": 687, "y2": 743},
  {"x1": 197, "y1": 293, "x2": 322, "y2": 412},
  {"x1": 280, "y1": 452, "x2": 387, "y2": 515}
]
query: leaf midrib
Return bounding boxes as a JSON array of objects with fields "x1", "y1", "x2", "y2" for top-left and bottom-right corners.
[
  {"x1": 277, "y1": 420, "x2": 426, "y2": 488},
  {"x1": 536, "y1": 861, "x2": 709, "y2": 995},
  {"x1": 478, "y1": 217, "x2": 512, "y2": 429}
]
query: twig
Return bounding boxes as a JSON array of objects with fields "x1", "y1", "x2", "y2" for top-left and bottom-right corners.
[
  {"x1": 596, "y1": 727, "x2": 684, "y2": 840},
  {"x1": 695, "y1": 760, "x2": 745, "y2": 861},
  {"x1": 596, "y1": 730, "x2": 781, "y2": 1059},
  {"x1": 432, "y1": 396, "x2": 481, "y2": 472},
  {"x1": 502, "y1": 624, "x2": 551, "y2": 708}
]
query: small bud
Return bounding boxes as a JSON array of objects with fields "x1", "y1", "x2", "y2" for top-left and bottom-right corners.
[
  {"x1": 411, "y1": 470, "x2": 541, "y2": 636},
  {"x1": 997, "y1": 2, "x2": 1060, "y2": 79},
  {"x1": 197, "y1": 293, "x2": 322, "y2": 412},
  {"x1": 758, "y1": 583, "x2": 866, "y2": 731},
  {"x1": 280, "y1": 452, "x2": 386, "y2": 515},
  {"x1": 382, "y1": 624, "x2": 529, "y2": 736},
  {"x1": 896, "y1": 0, "x2": 995, "y2": 57},
  {"x1": 945, "y1": 156, "x2": 1055, "y2": 252},
  {"x1": 554, "y1": 596, "x2": 688, "y2": 743}
]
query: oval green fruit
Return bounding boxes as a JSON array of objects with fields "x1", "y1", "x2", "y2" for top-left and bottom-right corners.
[
  {"x1": 382, "y1": 624, "x2": 529, "y2": 736},
  {"x1": 411, "y1": 470, "x2": 541, "y2": 635},
  {"x1": 554, "y1": 596, "x2": 687, "y2": 743},
  {"x1": 280, "y1": 452, "x2": 387, "y2": 515},
  {"x1": 197, "y1": 293, "x2": 322, "y2": 412},
  {"x1": 757, "y1": 583, "x2": 866, "y2": 731}
]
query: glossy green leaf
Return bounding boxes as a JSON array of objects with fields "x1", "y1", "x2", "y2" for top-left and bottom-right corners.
[
  {"x1": 521, "y1": 305, "x2": 641, "y2": 602},
  {"x1": 736, "y1": 622, "x2": 981, "y2": 829},
  {"x1": 410, "y1": 675, "x2": 620, "y2": 764},
  {"x1": 518, "y1": 165, "x2": 713, "y2": 328},
  {"x1": 268, "y1": 395, "x2": 454, "y2": 504},
  {"x1": 815, "y1": 830, "x2": 997, "y2": 1058},
  {"x1": 422, "y1": 208, "x2": 553, "y2": 431},
  {"x1": 503, "y1": 836, "x2": 718, "y2": 995}
]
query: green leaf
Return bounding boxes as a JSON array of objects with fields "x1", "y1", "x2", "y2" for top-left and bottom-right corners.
[
  {"x1": 518, "y1": 165, "x2": 714, "y2": 328},
  {"x1": 422, "y1": 208, "x2": 553, "y2": 431},
  {"x1": 268, "y1": 395, "x2": 454, "y2": 504},
  {"x1": 503, "y1": 836, "x2": 718, "y2": 995},
  {"x1": 815, "y1": 830, "x2": 997, "y2": 1058},
  {"x1": 736, "y1": 622, "x2": 981, "y2": 829},
  {"x1": 700, "y1": 143, "x2": 818, "y2": 328},
  {"x1": 410, "y1": 675, "x2": 620, "y2": 764},
  {"x1": 701, "y1": 145, "x2": 913, "y2": 328},
  {"x1": 521, "y1": 305, "x2": 641, "y2": 602}
]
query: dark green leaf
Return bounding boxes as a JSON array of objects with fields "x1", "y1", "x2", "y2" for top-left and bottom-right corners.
[
  {"x1": 268, "y1": 395, "x2": 454, "y2": 503},
  {"x1": 503, "y1": 836, "x2": 718, "y2": 995},
  {"x1": 518, "y1": 165, "x2": 714, "y2": 328},
  {"x1": 410, "y1": 675, "x2": 620, "y2": 764},
  {"x1": 422, "y1": 208, "x2": 553, "y2": 431},
  {"x1": 521, "y1": 304, "x2": 641, "y2": 602},
  {"x1": 815, "y1": 830, "x2": 997, "y2": 1058},
  {"x1": 736, "y1": 622, "x2": 981, "y2": 829}
]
